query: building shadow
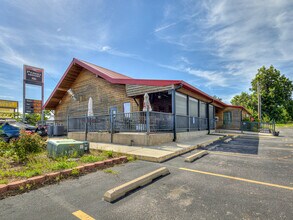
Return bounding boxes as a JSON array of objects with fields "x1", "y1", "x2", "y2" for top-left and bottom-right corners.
[{"x1": 202, "y1": 135, "x2": 260, "y2": 155}]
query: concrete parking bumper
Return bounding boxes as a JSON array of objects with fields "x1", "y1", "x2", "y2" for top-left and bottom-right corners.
[
  {"x1": 185, "y1": 150, "x2": 208, "y2": 162},
  {"x1": 103, "y1": 167, "x2": 170, "y2": 203}
]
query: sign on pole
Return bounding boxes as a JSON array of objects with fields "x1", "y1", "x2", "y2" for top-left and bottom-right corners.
[
  {"x1": 0, "y1": 100, "x2": 18, "y2": 119},
  {"x1": 23, "y1": 65, "x2": 44, "y2": 122},
  {"x1": 24, "y1": 99, "x2": 42, "y2": 114}
]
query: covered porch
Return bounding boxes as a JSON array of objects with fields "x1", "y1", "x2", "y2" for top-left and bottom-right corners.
[{"x1": 65, "y1": 85, "x2": 218, "y2": 145}]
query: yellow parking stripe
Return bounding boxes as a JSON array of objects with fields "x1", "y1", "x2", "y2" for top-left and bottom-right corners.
[
  {"x1": 72, "y1": 210, "x2": 95, "y2": 220},
  {"x1": 180, "y1": 167, "x2": 293, "y2": 191}
]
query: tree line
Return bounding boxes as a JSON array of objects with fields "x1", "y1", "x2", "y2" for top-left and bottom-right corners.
[{"x1": 231, "y1": 65, "x2": 293, "y2": 123}]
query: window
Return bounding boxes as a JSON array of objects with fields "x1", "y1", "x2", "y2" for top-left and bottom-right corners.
[
  {"x1": 200, "y1": 101, "x2": 207, "y2": 118},
  {"x1": 175, "y1": 92, "x2": 187, "y2": 115},
  {"x1": 223, "y1": 111, "x2": 232, "y2": 124},
  {"x1": 209, "y1": 105, "x2": 215, "y2": 119},
  {"x1": 123, "y1": 102, "x2": 131, "y2": 114},
  {"x1": 189, "y1": 97, "x2": 198, "y2": 116}
]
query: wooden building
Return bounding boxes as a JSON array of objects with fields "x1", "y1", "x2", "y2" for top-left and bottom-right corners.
[{"x1": 44, "y1": 58, "x2": 250, "y2": 137}]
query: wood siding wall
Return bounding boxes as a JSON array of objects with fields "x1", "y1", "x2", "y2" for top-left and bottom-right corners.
[
  {"x1": 216, "y1": 107, "x2": 242, "y2": 129},
  {"x1": 126, "y1": 84, "x2": 173, "y2": 97},
  {"x1": 54, "y1": 69, "x2": 139, "y2": 120}
]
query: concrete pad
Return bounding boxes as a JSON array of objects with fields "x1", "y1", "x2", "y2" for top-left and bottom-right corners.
[
  {"x1": 127, "y1": 148, "x2": 172, "y2": 163},
  {"x1": 90, "y1": 134, "x2": 223, "y2": 163},
  {"x1": 185, "y1": 150, "x2": 209, "y2": 162},
  {"x1": 103, "y1": 167, "x2": 170, "y2": 202},
  {"x1": 90, "y1": 142, "x2": 142, "y2": 153}
]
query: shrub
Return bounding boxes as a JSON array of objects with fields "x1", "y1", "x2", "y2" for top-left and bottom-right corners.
[
  {"x1": 102, "y1": 150, "x2": 113, "y2": 158},
  {"x1": 12, "y1": 131, "x2": 46, "y2": 161},
  {"x1": 0, "y1": 140, "x2": 9, "y2": 156}
]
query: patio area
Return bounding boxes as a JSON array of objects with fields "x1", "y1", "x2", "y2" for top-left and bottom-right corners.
[{"x1": 89, "y1": 133, "x2": 224, "y2": 162}]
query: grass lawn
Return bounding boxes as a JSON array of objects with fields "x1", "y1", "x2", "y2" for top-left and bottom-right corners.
[
  {"x1": 0, "y1": 149, "x2": 127, "y2": 184},
  {"x1": 276, "y1": 123, "x2": 293, "y2": 128}
]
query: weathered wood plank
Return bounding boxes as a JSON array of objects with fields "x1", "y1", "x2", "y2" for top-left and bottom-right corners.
[{"x1": 126, "y1": 84, "x2": 172, "y2": 96}]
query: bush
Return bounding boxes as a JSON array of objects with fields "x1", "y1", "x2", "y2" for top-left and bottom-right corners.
[
  {"x1": 102, "y1": 150, "x2": 113, "y2": 158},
  {"x1": 12, "y1": 131, "x2": 46, "y2": 161},
  {"x1": 0, "y1": 140, "x2": 9, "y2": 156}
]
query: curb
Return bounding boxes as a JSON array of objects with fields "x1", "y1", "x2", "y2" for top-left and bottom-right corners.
[
  {"x1": 7, "y1": 180, "x2": 28, "y2": 191},
  {"x1": 104, "y1": 167, "x2": 170, "y2": 203},
  {"x1": 223, "y1": 138, "x2": 232, "y2": 143},
  {"x1": 185, "y1": 150, "x2": 209, "y2": 162},
  {"x1": 156, "y1": 135, "x2": 223, "y2": 163},
  {"x1": 0, "y1": 156, "x2": 128, "y2": 199}
]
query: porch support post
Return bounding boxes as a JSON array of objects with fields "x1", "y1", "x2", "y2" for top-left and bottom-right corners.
[
  {"x1": 198, "y1": 100, "x2": 201, "y2": 130},
  {"x1": 67, "y1": 114, "x2": 69, "y2": 135},
  {"x1": 240, "y1": 109, "x2": 243, "y2": 133},
  {"x1": 172, "y1": 88, "x2": 176, "y2": 141},
  {"x1": 213, "y1": 105, "x2": 215, "y2": 130},
  {"x1": 85, "y1": 116, "x2": 88, "y2": 141},
  {"x1": 110, "y1": 113, "x2": 113, "y2": 143},
  {"x1": 187, "y1": 95, "x2": 190, "y2": 132},
  {"x1": 207, "y1": 103, "x2": 210, "y2": 134},
  {"x1": 146, "y1": 107, "x2": 150, "y2": 134}
]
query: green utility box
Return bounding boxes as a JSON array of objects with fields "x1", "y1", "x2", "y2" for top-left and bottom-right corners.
[{"x1": 47, "y1": 139, "x2": 89, "y2": 158}]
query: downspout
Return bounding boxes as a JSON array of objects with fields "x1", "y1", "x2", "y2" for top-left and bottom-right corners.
[
  {"x1": 207, "y1": 99, "x2": 214, "y2": 134},
  {"x1": 172, "y1": 83, "x2": 183, "y2": 142}
]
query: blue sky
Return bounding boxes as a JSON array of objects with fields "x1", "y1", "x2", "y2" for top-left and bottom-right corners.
[{"x1": 0, "y1": 0, "x2": 293, "y2": 111}]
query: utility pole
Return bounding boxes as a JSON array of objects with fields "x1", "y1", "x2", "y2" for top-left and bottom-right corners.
[{"x1": 257, "y1": 82, "x2": 262, "y2": 121}]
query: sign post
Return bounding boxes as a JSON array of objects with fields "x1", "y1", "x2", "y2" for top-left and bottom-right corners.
[{"x1": 23, "y1": 65, "x2": 44, "y2": 123}]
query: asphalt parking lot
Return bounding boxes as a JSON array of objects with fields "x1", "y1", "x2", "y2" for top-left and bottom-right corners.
[{"x1": 0, "y1": 128, "x2": 292, "y2": 220}]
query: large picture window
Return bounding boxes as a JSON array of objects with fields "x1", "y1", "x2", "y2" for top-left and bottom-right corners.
[
  {"x1": 200, "y1": 101, "x2": 207, "y2": 118},
  {"x1": 189, "y1": 97, "x2": 198, "y2": 116},
  {"x1": 175, "y1": 92, "x2": 187, "y2": 115},
  {"x1": 209, "y1": 105, "x2": 215, "y2": 119}
]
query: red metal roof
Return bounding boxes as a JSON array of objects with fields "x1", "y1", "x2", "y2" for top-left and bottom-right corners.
[
  {"x1": 44, "y1": 58, "x2": 237, "y2": 109},
  {"x1": 77, "y1": 59, "x2": 132, "y2": 80}
]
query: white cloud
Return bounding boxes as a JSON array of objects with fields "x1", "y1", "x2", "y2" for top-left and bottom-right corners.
[
  {"x1": 180, "y1": 56, "x2": 192, "y2": 65},
  {"x1": 99, "y1": 46, "x2": 111, "y2": 52},
  {"x1": 155, "y1": 0, "x2": 293, "y2": 89},
  {"x1": 154, "y1": 22, "x2": 178, "y2": 33},
  {"x1": 158, "y1": 63, "x2": 228, "y2": 87}
]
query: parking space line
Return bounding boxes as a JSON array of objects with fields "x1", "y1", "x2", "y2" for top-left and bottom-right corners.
[
  {"x1": 72, "y1": 210, "x2": 95, "y2": 220},
  {"x1": 179, "y1": 167, "x2": 293, "y2": 190}
]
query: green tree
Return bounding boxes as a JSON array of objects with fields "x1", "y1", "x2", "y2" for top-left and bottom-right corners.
[
  {"x1": 231, "y1": 65, "x2": 293, "y2": 123},
  {"x1": 231, "y1": 92, "x2": 257, "y2": 118},
  {"x1": 25, "y1": 110, "x2": 51, "y2": 125},
  {"x1": 212, "y1": 95, "x2": 222, "y2": 101},
  {"x1": 251, "y1": 65, "x2": 293, "y2": 122}
]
